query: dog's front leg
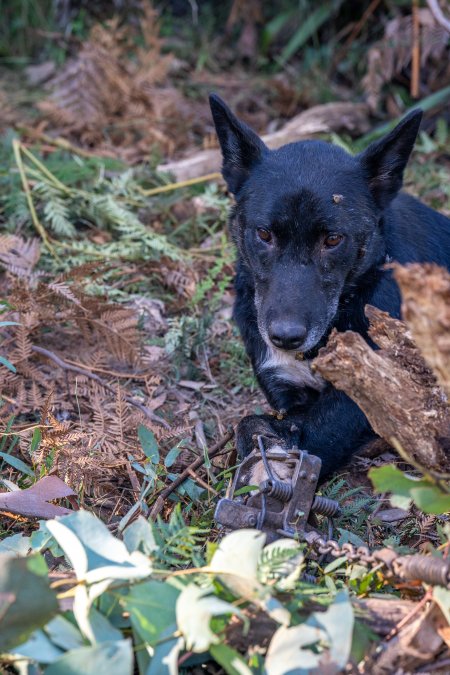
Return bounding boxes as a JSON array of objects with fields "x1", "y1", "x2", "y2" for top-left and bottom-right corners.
[
  {"x1": 299, "y1": 388, "x2": 376, "y2": 477},
  {"x1": 235, "y1": 412, "x2": 302, "y2": 459}
]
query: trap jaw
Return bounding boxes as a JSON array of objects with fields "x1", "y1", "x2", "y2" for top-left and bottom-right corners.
[{"x1": 215, "y1": 436, "x2": 335, "y2": 543}]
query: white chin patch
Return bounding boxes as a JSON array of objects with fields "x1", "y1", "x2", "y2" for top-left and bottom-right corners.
[{"x1": 260, "y1": 346, "x2": 325, "y2": 390}]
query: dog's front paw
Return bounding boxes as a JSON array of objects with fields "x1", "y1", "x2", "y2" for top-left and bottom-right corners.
[{"x1": 235, "y1": 414, "x2": 283, "y2": 459}]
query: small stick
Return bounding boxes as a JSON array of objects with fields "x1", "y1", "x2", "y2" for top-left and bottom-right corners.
[
  {"x1": 149, "y1": 428, "x2": 234, "y2": 519},
  {"x1": 138, "y1": 172, "x2": 222, "y2": 197},
  {"x1": 187, "y1": 468, "x2": 218, "y2": 495},
  {"x1": 31, "y1": 345, "x2": 169, "y2": 428},
  {"x1": 384, "y1": 588, "x2": 432, "y2": 642},
  {"x1": 411, "y1": 0, "x2": 421, "y2": 99},
  {"x1": 12, "y1": 140, "x2": 58, "y2": 258},
  {"x1": 17, "y1": 127, "x2": 115, "y2": 160}
]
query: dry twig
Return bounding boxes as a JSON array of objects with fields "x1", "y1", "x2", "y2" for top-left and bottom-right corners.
[
  {"x1": 31, "y1": 345, "x2": 169, "y2": 428},
  {"x1": 149, "y1": 428, "x2": 234, "y2": 519}
]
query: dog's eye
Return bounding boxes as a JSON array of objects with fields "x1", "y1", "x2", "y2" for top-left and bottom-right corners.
[
  {"x1": 257, "y1": 228, "x2": 273, "y2": 244},
  {"x1": 323, "y1": 233, "x2": 344, "y2": 249}
]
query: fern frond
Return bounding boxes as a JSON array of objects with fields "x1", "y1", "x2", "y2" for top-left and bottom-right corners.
[{"x1": 34, "y1": 182, "x2": 76, "y2": 237}]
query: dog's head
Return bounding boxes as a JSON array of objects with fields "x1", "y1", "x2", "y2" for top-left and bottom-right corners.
[{"x1": 210, "y1": 94, "x2": 422, "y2": 354}]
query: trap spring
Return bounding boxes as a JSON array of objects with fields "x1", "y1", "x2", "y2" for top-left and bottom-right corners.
[{"x1": 215, "y1": 435, "x2": 341, "y2": 543}]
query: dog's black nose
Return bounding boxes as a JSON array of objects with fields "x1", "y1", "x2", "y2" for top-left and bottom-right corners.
[{"x1": 268, "y1": 321, "x2": 307, "y2": 350}]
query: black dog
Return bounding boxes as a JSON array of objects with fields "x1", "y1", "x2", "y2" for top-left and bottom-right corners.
[{"x1": 210, "y1": 94, "x2": 450, "y2": 477}]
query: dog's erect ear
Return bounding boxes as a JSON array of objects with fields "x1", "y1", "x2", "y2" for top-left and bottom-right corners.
[
  {"x1": 359, "y1": 109, "x2": 423, "y2": 209},
  {"x1": 209, "y1": 93, "x2": 268, "y2": 195}
]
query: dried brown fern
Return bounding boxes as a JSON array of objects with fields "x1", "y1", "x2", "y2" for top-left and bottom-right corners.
[
  {"x1": 0, "y1": 235, "x2": 41, "y2": 281},
  {"x1": 363, "y1": 8, "x2": 450, "y2": 111},
  {"x1": 36, "y1": 5, "x2": 186, "y2": 157},
  {"x1": 0, "y1": 246, "x2": 174, "y2": 500}
]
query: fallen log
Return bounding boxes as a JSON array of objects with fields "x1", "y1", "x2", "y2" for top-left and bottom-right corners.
[
  {"x1": 313, "y1": 301, "x2": 450, "y2": 472},
  {"x1": 394, "y1": 263, "x2": 450, "y2": 399},
  {"x1": 158, "y1": 101, "x2": 370, "y2": 181}
]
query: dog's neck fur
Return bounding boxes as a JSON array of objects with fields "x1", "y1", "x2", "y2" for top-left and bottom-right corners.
[{"x1": 259, "y1": 346, "x2": 325, "y2": 391}]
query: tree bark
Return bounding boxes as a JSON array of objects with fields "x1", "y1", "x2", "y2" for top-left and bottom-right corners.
[{"x1": 394, "y1": 263, "x2": 450, "y2": 400}]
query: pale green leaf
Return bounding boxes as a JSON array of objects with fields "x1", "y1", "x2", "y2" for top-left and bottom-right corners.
[
  {"x1": 433, "y1": 586, "x2": 450, "y2": 625},
  {"x1": 45, "y1": 639, "x2": 133, "y2": 675},
  {"x1": 266, "y1": 623, "x2": 325, "y2": 675},
  {"x1": 123, "y1": 516, "x2": 158, "y2": 555},
  {"x1": 210, "y1": 643, "x2": 252, "y2": 675},
  {"x1": 176, "y1": 583, "x2": 242, "y2": 652},
  {"x1": 0, "y1": 554, "x2": 58, "y2": 652},
  {"x1": 122, "y1": 579, "x2": 179, "y2": 647},
  {"x1": 138, "y1": 425, "x2": 159, "y2": 464},
  {"x1": 11, "y1": 629, "x2": 63, "y2": 664}
]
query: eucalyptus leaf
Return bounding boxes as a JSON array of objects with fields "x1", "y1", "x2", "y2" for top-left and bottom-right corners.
[
  {"x1": 11, "y1": 629, "x2": 63, "y2": 664},
  {"x1": 0, "y1": 532, "x2": 31, "y2": 557},
  {"x1": 0, "y1": 554, "x2": 58, "y2": 652},
  {"x1": 176, "y1": 583, "x2": 242, "y2": 653},
  {"x1": 266, "y1": 623, "x2": 325, "y2": 675},
  {"x1": 45, "y1": 639, "x2": 133, "y2": 675},
  {"x1": 210, "y1": 643, "x2": 252, "y2": 675},
  {"x1": 123, "y1": 516, "x2": 157, "y2": 555},
  {"x1": 138, "y1": 425, "x2": 159, "y2": 464},
  {"x1": 122, "y1": 579, "x2": 179, "y2": 647},
  {"x1": 145, "y1": 627, "x2": 183, "y2": 675}
]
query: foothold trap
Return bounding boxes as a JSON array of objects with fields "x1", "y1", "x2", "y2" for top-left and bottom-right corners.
[{"x1": 215, "y1": 435, "x2": 341, "y2": 543}]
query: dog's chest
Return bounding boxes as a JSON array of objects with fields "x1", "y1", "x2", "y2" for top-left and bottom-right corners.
[{"x1": 259, "y1": 347, "x2": 325, "y2": 390}]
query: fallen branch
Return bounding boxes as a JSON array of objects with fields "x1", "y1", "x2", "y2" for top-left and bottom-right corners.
[
  {"x1": 313, "y1": 305, "x2": 450, "y2": 472},
  {"x1": 149, "y1": 428, "x2": 234, "y2": 519},
  {"x1": 32, "y1": 345, "x2": 169, "y2": 429},
  {"x1": 158, "y1": 102, "x2": 370, "y2": 181},
  {"x1": 393, "y1": 263, "x2": 450, "y2": 399}
]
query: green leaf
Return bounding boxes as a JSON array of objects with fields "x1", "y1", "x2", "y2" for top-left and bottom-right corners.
[
  {"x1": 209, "y1": 529, "x2": 266, "y2": 597},
  {"x1": 279, "y1": 0, "x2": 343, "y2": 64},
  {"x1": 210, "y1": 643, "x2": 252, "y2": 675},
  {"x1": 0, "y1": 553, "x2": 58, "y2": 652},
  {"x1": 45, "y1": 616, "x2": 84, "y2": 651},
  {"x1": 89, "y1": 607, "x2": 124, "y2": 643},
  {"x1": 313, "y1": 590, "x2": 354, "y2": 669},
  {"x1": 176, "y1": 583, "x2": 242, "y2": 653},
  {"x1": 0, "y1": 355, "x2": 16, "y2": 372},
  {"x1": 207, "y1": 529, "x2": 290, "y2": 625},
  {"x1": 122, "y1": 579, "x2": 179, "y2": 647},
  {"x1": 11, "y1": 629, "x2": 63, "y2": 664},
  {"x1": 409, "y1": 486, "x2": 450, "y2": 515},
  {"x1": 350, "y1": 620, "x2": 377, "y2": 664},
  {"x1": 46, "y1": 511, "x2": 152, "y2": 642},
  {"x1": 266, "y1": 623, "x2": 325, "y2": 674},
  {"x1": 138, "y1": 425, "x2": 159, "y2": 464},
  {"x1": 0, "y1": 450, "x2": 34, "y2": 477},
  {"x1": 433, "y1": 586, "x2": 450, "y2": 624},
  {"x1": 266, "y1": 591, "x2": 354, "y2": 675},
  {"x1": 323, "y1": 556, "x2": 347, "y2": 575},
  {"x1": 123, "y1": 516, "x2": 157, "y2": 555},
  {"x1": 146, "y1": 627, "x2": 183, "y2": 675},
  {"x1": 164, "y1": 446, "x2": 181, "y2": 468},
  {"x1": 369, "y1": 465, "x2": 450, "y2": 514},
  {"x1": 46, "y1": 510, "x2": 152, "y2": 581},
  {"x1": 45, "y1": 639, "x2": 133, "y2": 675},
  {"x1": 30, "y1": 427, "x2": 42, "y2": 453},
  {"x1": 0, "y1": 532, "x2": 31, "y2": 557}
]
